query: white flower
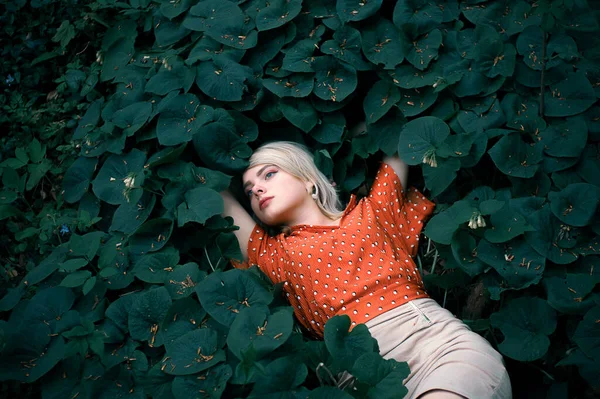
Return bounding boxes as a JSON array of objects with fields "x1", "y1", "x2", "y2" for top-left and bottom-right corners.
[
  {"x1": 123, "y1": 175, "x2": 136, "y2": 188},
  {"x1": 476, "y1": 214, "x2": 486, "y2": 228}
]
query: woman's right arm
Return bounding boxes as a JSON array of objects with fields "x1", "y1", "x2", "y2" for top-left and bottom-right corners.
[{"x1": 220, "y1": 190, "x2": 256, "y2": 262}]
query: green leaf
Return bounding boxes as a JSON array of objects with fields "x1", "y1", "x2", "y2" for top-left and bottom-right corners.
[
  {"x1": 27, "y1": 139, "x2": 44, "y2": 163},
  {"x1": 544, "y1": 276, "x2": 597, "y2": 315},
  {"x1": 195, "y1": 269, "x2": 273, "y2": 327},
  {"x1": 160, "y1": 0, "x2": 194, "y2": 19},
  {"x1": 280, "y1": 98, "x2": 318, "y2": 133},
  {"x1": 282, "y1": 39, "x2": 319, "y2": 73},
  {"x1": 52, "y1": 20, "x2": 76, "y2": 48},
  {"x1": 172, "y1": 364, "x2": 232, "y2": 399},
  {"x1": 573, "y1": 306, "x2": 600, "y2": 360},
  {"x1": 60, "y1": 258, "x2": 89, "y2": 272},
  {"x1": 398, "y1": 116, "x2": 450, "y2": 166},
  {"x1": 488, "y1": 133, "x2": 543, "y2": 178},
  {"x1": 163, "y1": 329, "x2": 225, "y2": 375},
  {"x1": 196, "y1": 57, "x2": 252, "y2": 101},
  {"x1": 483, "y1": 204, "x2": 535, "y2": 243},
  {"x1": 164, "y1": 262, "x2": 206, "y2": 300},
  {"x1": 405, "y1": 29, "x2": 442, "y2": 70},
  {"x1": 396, "y1": 86, "x2": 438, "y2": 117},
  {"x1": 111, "y1": 101, "x2": 153, "y2": 136},
  {"x1": 544, "y1": 71, "x2": 596, "y2": 117},
  {"x1": 0, "y1": 190, "x2": 17, "y2": 204},
  {"x1": 192, "y1": 122, "x2": 251, "y2": 174},
  {"x1": 228, "y1": 307, "x2": 294, "y2": 360},
  {"x1": 187, "y1": 36, "x2": 246, "y2": 65},
  {"x1": 393, "y1": 0, "x2": 443, "y2": 36},
  {"x1": 313, "y1": 57, "x2": 357, "y2": 103},
  {"x1": 60, "y1": 271, "x2": 92, "y2": 288},
  {"x1": 350, "y1": 353, "x2": 409, "y2": 398},
  {"x1": 363, "y1": 80, "x2": 401, "y2": 124},
  {"x1": 450, "y1": 230, "x2": 487, "y2": 277},
  {"x1": 367, "y1": 108, "x2": 406, "y2": 155},
  {"x1": 132, "y1": 246, "x2": 180, "y2": 283},
  {"x1": 337, "y1": 0, "x2": 383, "y2": 22},
  {"x1": 361, "y1": 18, "x2": 406, "y2": 69},
  {"x1": 262, "y1": 73, "x2": 314, "y2": 98},
  {"x1": 423, "y1": 156, "x2": 461, "y2": 197},
  {"x1": 62, "y1": 157, "x2": 98, "y2": 204},
  {"x1": 524, "y1": 206, "x2": 579, "y2": 265},
  {"x1": 129, "y1": 218, "x2": 174, "y2": 255},
  {"x1": 91, "y1": 149, "x2": 146, "y2": 205},
  {"x1": 423, "y1": 200, "x2": 477, "y2": 244},
  {"x1": 146, "y1": 63, "x2": 196, "y2": 96},
  {"x1": 490, "y1": 297, "x2": 557, "y2": 362},
  {"x1": 68, "y1": 231, "x2": 104, "y2": 260},
  {"x1": 157, "y1": 94, "x2": 214, "y2": 146},
  {"x1": 309, "y1": 387, "x2": 354, "y2": 399},
  {"x1": 82, "y1": 276, "x2": 97, "y2": 296},
  {"x1": 548, "y1": 183, "x2": 600, "y2": 227},
  {"x1": 540, "y1": 116, "x2": 588, "y2": 158},
  {"x1": 477, "y1": 239, "x2": 545, "y2": 291},
  {"x1": 255, "y1": 0, "x2": 302, "y2": 31},
  {"x1": 324, "y1": 315, "x2": 377, "y2": 373},
  {"x1": 26, "y1": 159, "x2": 52, "y2": 191},
  {"x1": 110, "y1": 192, "x2": 156, "y2": 234},
  {"x1": 321, "y1": 26, "x2": 371, "y2": 71},
  {"x1": 128, "y1": 287, "x2": 172, "y2": 345},
  {"x1": 176, "y1": 187, "x2": 224, "y2": 227}
]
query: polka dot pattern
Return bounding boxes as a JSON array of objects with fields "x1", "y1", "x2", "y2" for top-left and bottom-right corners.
[{"x1": 242, "y1": 162, "x2": 435, "y2": 338}]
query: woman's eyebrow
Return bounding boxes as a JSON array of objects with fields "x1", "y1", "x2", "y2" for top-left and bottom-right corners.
[{"x1": 243, "y1": 164, "x2": 275, "y2": 190}]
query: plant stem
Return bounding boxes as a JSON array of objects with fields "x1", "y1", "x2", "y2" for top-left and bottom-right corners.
[
  {"x1": 430, "y1": 248, "x2": 439, "y2": 275},
  {"x1": 204, "y1": 247, "x2": 215, "y2": 271}
]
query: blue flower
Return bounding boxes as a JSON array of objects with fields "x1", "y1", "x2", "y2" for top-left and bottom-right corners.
[
  {"x1": 5, "y1": 74, "x2": 14, "y2": 86},
  {"x1": 59, "y1": 224, "x2": 70, "y2": 236}
]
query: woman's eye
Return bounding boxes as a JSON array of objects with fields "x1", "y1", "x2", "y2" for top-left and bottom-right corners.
[
  {"x1": 246, "y1": 189, "x2": 253, "y2": 197},
  {"x1": 265, "y1": 171, "x2": 276, "y2": 179}
]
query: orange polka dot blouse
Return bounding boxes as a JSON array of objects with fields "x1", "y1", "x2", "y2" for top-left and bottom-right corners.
[{"x1": 241, "y1": 162, "x2": 435, "y2": 338}]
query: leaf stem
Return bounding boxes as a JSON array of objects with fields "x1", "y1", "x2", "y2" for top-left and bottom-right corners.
[{"x1": 204, "y1": 247, "x2": 215, "y2": 272}]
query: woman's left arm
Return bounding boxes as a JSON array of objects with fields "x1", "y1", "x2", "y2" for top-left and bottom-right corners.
[{"x1": 382, "y1": 154, "x2": 409, "y2": 194}]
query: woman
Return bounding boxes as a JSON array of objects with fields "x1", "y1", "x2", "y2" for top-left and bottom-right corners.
[{"x1": 221, "y1": 141, "x2": 512, "y2": 399}]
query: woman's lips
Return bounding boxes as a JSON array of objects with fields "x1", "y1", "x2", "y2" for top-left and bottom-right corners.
[{"x1": 259, "y1": 197, "x2": 273, "y2": 210}]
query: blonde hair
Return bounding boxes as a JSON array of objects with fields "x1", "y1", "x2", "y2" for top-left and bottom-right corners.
[{"x1": 247, "y1": 141, "x2": 344, "y2": 222}]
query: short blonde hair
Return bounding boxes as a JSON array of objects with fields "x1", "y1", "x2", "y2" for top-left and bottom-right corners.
[{"x1": 247, "y1": 141, "x2": 344, "y2": 222}]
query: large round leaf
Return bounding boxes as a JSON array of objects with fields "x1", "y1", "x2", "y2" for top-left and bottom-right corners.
[
  {"x1": 543, "y1": 71, "x2": 596, "y2": 117},
  {"x1": 192, "y1": 123, "x2": 251, "y2": 174},
  {"x1": 405, "y1": 29, "x2": 442, "y2": 70},
  {"x1": 163, "y1": 328, "x2": 225, "y2": 375},
  {"x1": 548, "y1": 183, "x2": 600, "y2": 227},
  {"x1": 161, "y1": 296, "x2": 207, "y2": 351},
  {"x1": 363, "y1": 80, "x2": 401, "y2": 124},
  {"x1": 227, "y1": 307, "x2": 294, "y2": 360},
  {"x1": 177, "y1": 187, "x2": 224, "y2": 227},
  {"x1": 262, "y1": 73, "x2": 314, "y2": 98},
  {"x1": 573, "y1": 306, "x2": 600, "y2": 360},
  {"x1": 490, "y1": 297, "x2": 557, "y2": 362},
  {"x1": 164, "y1": 262, "x2": 206, "y2": 301},
  {"x1": 321, "y1": 26, "x2": 372, "y2": 71},
  {"x1": 132, "y1": 246, "x2": 180, "y2": 284},
  {"x1": 129, "y1": 218, "x2": 174, "y2": 255},
  {"x1": 337, "y1": 0, "x2": 383, "y2": 23},
  {"x1": 156, "y1": 94, "x2": 214, "y2": 146},
  {"x1": 313, "y1": 57, "x2": 357, "y2": 102},
  {"x1": 524, "y1": 206, "x2": 579, "y2": 264},
  {"x1": 361, "y1": 18, "x2": 406, "y2": 69},
  {"x1": 91, "y1": 149, "x2": 146, "y2": 206},
  {"x1": 255, "y1": 0, "x2": 302, "y2": 31},
  {"x1": 146, "y1": 63, "x2": 196, "y2": 96},
  {"x1": 397, "y1": 116, "x2": 450, "y2": 166},
  {"x1": 477, "y1": 239, "x2": 545, "y2": 291},
  {"x1": 483, "y1": 204, "x2": 535, "y2": 243},
  {"x1": 539, "y1": 116, "x2": 588, "y2": 158},
  {"x1": 396, "y1": 86, "x2": 437, "y2": 117},
  {"x1": 393, "y1": 0, "x2": 443, "y2": 36},
  {"x1": 280, "y1": 98, "x2": 319, "y2": 133},
  {"x1": 488, "y1": 133, "x2": 543, "y2": 178},
  {"x1": 423, "y1": 156, "x2": 460, "y2": 197},
  {"x1": 128, "y1": 287, "x2": 173, "y2": 346},
  {"x1": 195, "y1": 269, "x2": 273, "y2": 327},
  {"x1": 196, "y1": 57, "x2": 252, "y2": 101},
  {"x1": 172, "y1": 364, "x2": 232, "y2": 399},
  {"x1": 450, "y1": 230, "x2": 487, "y2": 277},
  {"x1": 110, "y1": 192, "x2": 156, "y2": 234},
  {"x1": 62, "y1": 157, "x2": 98, "y2": 204},
  {"x1": 423, "y1": 200, "x2": 477, "y2": 245}
]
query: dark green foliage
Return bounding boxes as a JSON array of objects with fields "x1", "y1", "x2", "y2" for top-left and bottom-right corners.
[{"x1": 1, "y1": 0, "x2": 600, "y2": 397}]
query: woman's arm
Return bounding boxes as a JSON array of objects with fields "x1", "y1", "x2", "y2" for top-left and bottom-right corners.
[
  {"x1": 382, "y1": 154, "x2": 409, "y2": 194},
  {"x1": 220, "y1": 190, "x2": 255, "y2": 262}
]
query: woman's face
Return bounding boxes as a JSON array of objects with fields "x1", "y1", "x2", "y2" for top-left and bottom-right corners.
[{"x1": 242, "y1": 163, "x2": 312, "y2": 226}]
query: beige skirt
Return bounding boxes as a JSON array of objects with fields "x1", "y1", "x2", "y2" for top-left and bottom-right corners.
[{"x1": 338, "y1": 298, "x2": 512, "y2": 398}]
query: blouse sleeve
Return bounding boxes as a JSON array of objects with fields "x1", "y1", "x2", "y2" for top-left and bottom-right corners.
[{"x1": 367, "y1": 162, "x2": 436, "y2": 257}]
